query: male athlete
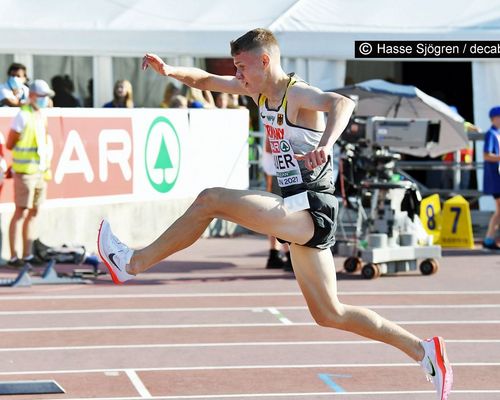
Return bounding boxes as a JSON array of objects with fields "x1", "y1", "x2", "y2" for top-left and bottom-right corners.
[{"x1": 98, "y1": 28, "x2": 452, "y2": 399}]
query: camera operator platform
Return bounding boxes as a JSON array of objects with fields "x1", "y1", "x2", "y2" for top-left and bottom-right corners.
[{"x1": 337, "y1": 117, "x2": 441, "y2": 279}]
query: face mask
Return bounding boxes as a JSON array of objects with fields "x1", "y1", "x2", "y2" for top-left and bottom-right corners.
[
  {"x1": 35, "y1": 96, "x2": 49, "y2": 108},
  {"x1": 7, "y1": 76, "x2": 23, "y2": 90}
]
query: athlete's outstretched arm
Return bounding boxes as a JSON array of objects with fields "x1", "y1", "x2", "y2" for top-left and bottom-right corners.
[{"x1": 142, "y1": 53, "x2": 247, "y2": 95}]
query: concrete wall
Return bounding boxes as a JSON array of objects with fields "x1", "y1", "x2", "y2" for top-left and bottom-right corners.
[{"x1": 0, "y1": 196, "x2": 239, "y2": 260}]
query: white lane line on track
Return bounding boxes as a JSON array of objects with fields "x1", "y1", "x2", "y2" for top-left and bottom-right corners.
[
  {"x1": 267, "y1": 308, "x2": 293, "y2": 324},
  {"x1": 34, "y1": 390, "x2": 500, "y2": 400},
  {"x1": 2, "y1": 290, "x2": 500, "y2": 300},
  {"x1": 1, "y1": 320, "x2": 500, "y2": 333},
  {"x1": 1, "y1": 339, "x2": 499, "y2": 353},
  {"x1": 1, "y1": 362, "x2": 500, "y2": 376},
  {"x1": 1, "y1": 303, "x2": 500, "y2": 315},
  {"x1": 125, "y1": 369, "x2": 152, "y2": 398},
  {"x1": 0, "y1": 293, "x2": 303, "y2": 301}
]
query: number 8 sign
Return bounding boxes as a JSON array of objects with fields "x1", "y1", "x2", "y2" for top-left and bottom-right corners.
[{"x1": 420, "y1": 194, "x2": 442, "y2": 244}]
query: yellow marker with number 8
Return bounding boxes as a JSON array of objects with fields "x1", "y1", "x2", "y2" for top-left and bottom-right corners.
[{"x1": 420, "y1": 194, "x2": 441, "y2": 244}]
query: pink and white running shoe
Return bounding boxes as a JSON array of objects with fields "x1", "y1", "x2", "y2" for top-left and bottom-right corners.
[
  {"x1": 420, "y1": 336, "x2": 453, "y2": 400},
  {"x1": 97, "y1": 220, "x2": 135, "y2": 284}
]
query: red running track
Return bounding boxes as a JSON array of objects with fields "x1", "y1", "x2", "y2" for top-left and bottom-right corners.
[{"x1": 0, "y1": 234, "x2": 499, "y2": 399}]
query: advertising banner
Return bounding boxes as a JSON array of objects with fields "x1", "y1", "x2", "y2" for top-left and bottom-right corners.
[{"x1": 0, "y1": 108, "x2": 249, "y2": 210}]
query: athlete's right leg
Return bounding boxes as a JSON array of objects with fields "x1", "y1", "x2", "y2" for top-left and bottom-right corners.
[{"x1": 99, "y1": 187, "x2": 316, "y2": 277}]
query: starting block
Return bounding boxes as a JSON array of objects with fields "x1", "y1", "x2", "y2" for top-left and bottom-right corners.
[
  {"x1": 0, "y1": 260, "x2": 93, "y2": 287},
  {"x1": 0, "y1": 265, "x2": 32, "y2": 287},
  {"x1": 72, "y1": 255, "x2": 106, "y2": 279},
  {"x1": 31, "y1": 260, "x2": 92, "y2": 285}
]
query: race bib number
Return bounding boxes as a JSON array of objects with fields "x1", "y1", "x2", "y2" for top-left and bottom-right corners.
[{"x1": 269, "y1": 138, "x2": 303, "y2": 187}]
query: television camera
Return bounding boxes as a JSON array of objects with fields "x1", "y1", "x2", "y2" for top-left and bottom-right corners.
[{"x1": 340, "y1": 116, "x2": 440, "y2": 190}]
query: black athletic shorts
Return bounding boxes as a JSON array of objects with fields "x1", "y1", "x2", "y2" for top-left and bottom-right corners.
[
  {"x1": 278, "y1": 190, "x2": 339, "y2": 250},
  {"x1": 270, "y1": 176, "x2": 281, "y2": 196}
]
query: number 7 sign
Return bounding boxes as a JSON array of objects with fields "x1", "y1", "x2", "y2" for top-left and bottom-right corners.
[{"x1": 441, "y1": 195, "x2": 474, "y2": 248}]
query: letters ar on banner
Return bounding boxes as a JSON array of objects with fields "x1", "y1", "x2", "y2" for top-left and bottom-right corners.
[{"x1": 0, "y1": 108, "x2": 249, "y2": 208}]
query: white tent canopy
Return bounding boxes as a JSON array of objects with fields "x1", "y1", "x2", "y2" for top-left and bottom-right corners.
[
  {"x1": 1, "y1": 0, "x2": 499, "y2": 127},
  {"x1": 2, "y1": 0, "x2": 500, "y2": 58}
]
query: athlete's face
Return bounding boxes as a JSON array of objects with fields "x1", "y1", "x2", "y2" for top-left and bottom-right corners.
[{"x1": 233, "y1": 50, "x2": 267, "y2": 93}]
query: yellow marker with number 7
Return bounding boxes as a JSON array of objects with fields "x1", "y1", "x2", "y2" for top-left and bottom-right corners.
[{"x1": 440, "y1": 195, "x2": 474, "y2": 249}]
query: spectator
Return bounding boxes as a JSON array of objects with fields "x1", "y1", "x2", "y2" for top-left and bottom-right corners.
[
  {"x1": 213, "y1": 92, "x2": 250, "y2": 110},
  {"x1": 482, "y1": 106, "x2": 500, "y2": 250},
  {"x1": 227, "y1": 93, "x2": 242, "y2": 109},
  {"x1": 103, "y1": 80, "x2": 134, "y2": 108},
  {"x1": 213, "y1": 92, "x2": 229, "y2": 109},
  {"x1": 51, "y1": 75, "x2": 81, "y2": 107},
  {"x1": 237, "y1": 94, "x2": 249, "y2": 108},
  {"x1": 186, "y1": 87, "x2": 215, "y2": 108},
  {"x1": 160, "y1": 82, "x2": 181, "y2": 108},
  {"x1": 169, "y1": 95, "x2": 188, "y2": 109},
  {"x1": 0, "y1": 63, "x2": 29, "y2": 107},
  {"x1": 6, "y1": 79, "x2": 54, "y2": 266},
  {"x1": 84, "y1": 78, "x2": 93, "y2": 107}
]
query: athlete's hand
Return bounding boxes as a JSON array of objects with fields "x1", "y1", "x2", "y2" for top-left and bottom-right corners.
[
  {"x1": 142, "y1": 53, "x2": 171, "y2": 76},
  {"x1": 295, "y1": 147, "x2": 329, "y2": 170}
]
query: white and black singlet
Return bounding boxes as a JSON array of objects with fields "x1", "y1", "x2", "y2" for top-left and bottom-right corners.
[{"x1": 258, "y1": 74, "x2": 338, "y2": 249}]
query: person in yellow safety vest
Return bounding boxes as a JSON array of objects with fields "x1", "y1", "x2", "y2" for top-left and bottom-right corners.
[{"x1": 6, "y1": 79, "x2": 53, "y2": 267}]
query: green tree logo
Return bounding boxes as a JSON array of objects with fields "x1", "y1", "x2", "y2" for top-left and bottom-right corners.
[
  {"x1": 145, "y1": 116, "x2": 181, "y2": 193},
  {"x1": 280, "y1": 140, "x2": 291, "y2": 152}
]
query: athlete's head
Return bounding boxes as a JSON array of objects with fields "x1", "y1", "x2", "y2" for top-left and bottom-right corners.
[
  {"x1": 230, "y1": 28, "x2": 281, "y2": 93},
  {"x1": 230, "y1": 28, "x2": 280, "y2": 58}
]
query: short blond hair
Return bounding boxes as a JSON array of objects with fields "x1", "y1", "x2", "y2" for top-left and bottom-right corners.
[{"x1": 230, "y1": 28, "x2": 279, "y2": 56}]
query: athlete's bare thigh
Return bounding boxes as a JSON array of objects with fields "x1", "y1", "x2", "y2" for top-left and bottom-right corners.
[{"x1": 210, "y1": 188, "x2": 315, "y2": 245}]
